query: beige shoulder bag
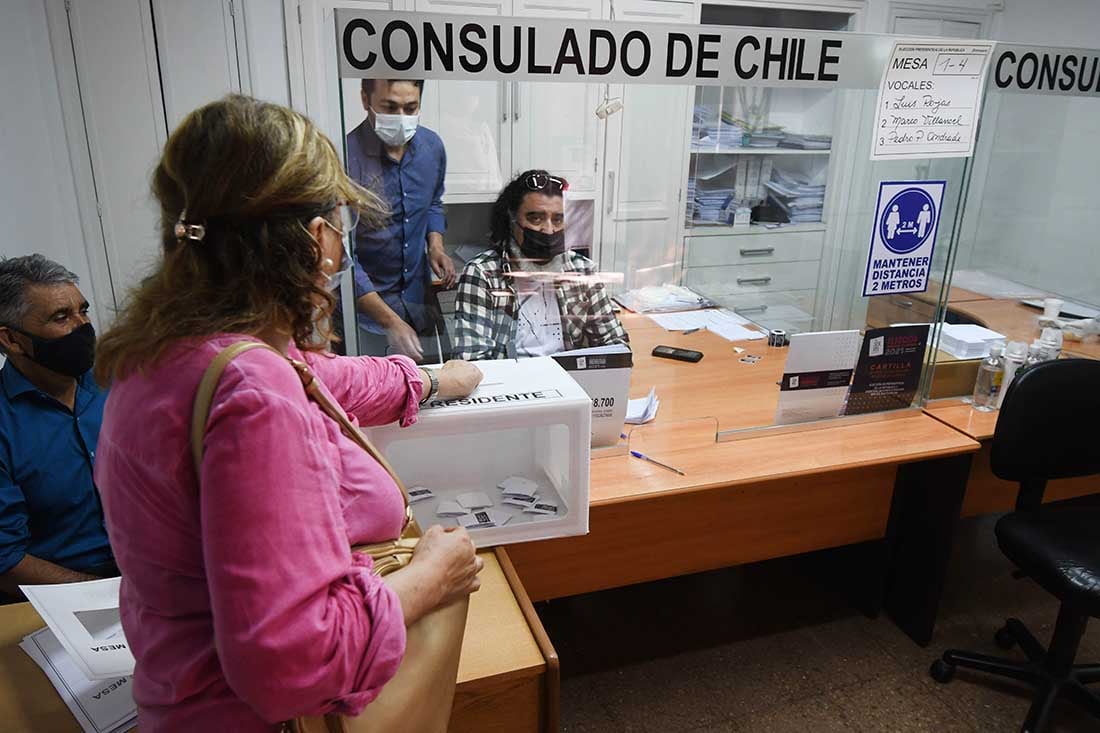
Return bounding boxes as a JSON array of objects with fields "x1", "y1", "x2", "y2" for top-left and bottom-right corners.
[{"x1": 191, "y1": 341, "x2": 468, "y2": 733}]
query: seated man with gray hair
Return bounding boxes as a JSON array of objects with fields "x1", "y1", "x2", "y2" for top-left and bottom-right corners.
[{"x1": 0, "y1": 254, "x2": 115, "y2": 597}]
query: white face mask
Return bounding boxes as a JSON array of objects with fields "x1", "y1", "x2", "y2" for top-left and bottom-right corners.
[{"x1": 372, "y1": 109, "x2": 419, "y2": 146}]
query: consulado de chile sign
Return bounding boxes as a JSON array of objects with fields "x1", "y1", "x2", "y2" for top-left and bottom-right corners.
[{"x1": 862, "y1": 180, "x2": 946, "y2": 297}]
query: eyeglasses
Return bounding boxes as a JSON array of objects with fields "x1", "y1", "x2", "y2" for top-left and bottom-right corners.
[{"x1": 523, "y1": 173, "x2": 567, "y2": 192}]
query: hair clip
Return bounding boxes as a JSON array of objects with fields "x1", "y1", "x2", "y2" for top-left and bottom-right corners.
[{"x1": 174, "y1": 209, "x2": 206, "y2": 242}]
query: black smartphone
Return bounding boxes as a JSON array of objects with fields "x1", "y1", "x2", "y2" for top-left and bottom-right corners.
[{"x1": 652, "y1": 345, "x2": 703, "y2": 363}]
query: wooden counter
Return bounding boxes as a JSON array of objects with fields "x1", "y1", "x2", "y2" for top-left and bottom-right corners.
[
  {"x1": 504, "y1": 314, "x2": 979, "y2": 616},
  {"x1": 0, "y1": 549, "x2": 557, "y2": 733},
  {"x1": 618, "y1": 313, "x2": 781, "y2": 432}
]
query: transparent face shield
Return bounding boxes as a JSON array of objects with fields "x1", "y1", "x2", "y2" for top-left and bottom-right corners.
[{"x1": 320, "y1": 202, "x2": 360, "y2": 291}]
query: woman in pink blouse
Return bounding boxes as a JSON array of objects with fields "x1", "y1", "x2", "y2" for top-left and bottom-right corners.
[{"x1": 92, "y1": 96, "x2": 484, "y2": 730}]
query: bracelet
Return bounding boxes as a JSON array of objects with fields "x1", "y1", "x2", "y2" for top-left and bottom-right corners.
[{"x1": 419, "y1": 368, "x2": 439, "y2": 405}]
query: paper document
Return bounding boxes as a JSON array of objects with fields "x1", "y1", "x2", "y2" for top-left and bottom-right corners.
[
  {"x1": 702, "y1": 309, "x2": 766, "y2": 342},
  {"x1": 647, "y1": 309, "x2": 765, "y2": 342},
  {"x1": 871, "y1": 42, "x2": 994, "y2": 160},
  {"x1": 775, "y1": 330, "x2": 861, "y2": 425},
  {"x1": 625, "y1": 387, "x2": 660, "y2": 424},
  {"x1": 20, "y1": 627, "x2": 136, "y2": 733},
  {"x1": 552, "y1": 344, "x2": 633, "y2": 448},
  {"x1": 20, "y1": 577, "x2": 135, "y2": 680}
]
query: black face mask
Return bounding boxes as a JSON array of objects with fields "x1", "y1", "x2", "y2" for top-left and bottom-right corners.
[
  {"x1": 11, "y1": 322, "x2": 96, "y2": 378},
  {"x1": 517, "y1": 227, "x2": 566, "y2": 262}
]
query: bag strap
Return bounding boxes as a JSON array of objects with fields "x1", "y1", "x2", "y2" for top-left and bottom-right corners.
[
  {"x1": 190, "y1": 341, "x2": 416, "y2": 533},
  {"x1": 191, "y1": 341, "x2": 273, "y2": 474}
]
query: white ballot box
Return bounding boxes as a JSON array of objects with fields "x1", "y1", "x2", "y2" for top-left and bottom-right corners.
[{"x1": 367, "y1": 357, "x2": 591, "y2": 548}]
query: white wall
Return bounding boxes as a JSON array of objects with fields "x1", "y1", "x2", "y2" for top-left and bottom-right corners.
[
  {"x1": 956, "y1": 0, "x2": 1100, "y2": 305},
  {"x1": 0, "y1": 0, "x2": 106, "y2": 319},
  {"x1": 994, "y1": 0, "x2": 1100, "y2": 46}
]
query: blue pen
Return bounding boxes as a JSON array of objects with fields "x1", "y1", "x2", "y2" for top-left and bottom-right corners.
[{"x1": 629, "y1": 450, "x2": 686, "y2": 476}]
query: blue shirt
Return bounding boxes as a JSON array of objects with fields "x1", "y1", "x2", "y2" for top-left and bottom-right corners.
[
  {"x1": 0, "y1": 360, "x2": 112, "y2": 574},
  {"x1": 345, "y1": 121, "x2": 447, "y2": 335}
]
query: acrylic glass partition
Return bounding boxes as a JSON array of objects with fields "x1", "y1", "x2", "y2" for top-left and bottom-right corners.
[
  {"x1": 936, "y1": 48, "x2": 1100, "y2": 386},
  {"x1": 318, "y1": 9, "x2": 990, "y2": 438}
]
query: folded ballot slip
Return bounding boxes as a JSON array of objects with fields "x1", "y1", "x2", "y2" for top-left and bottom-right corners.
[
  {"x1": 498, "y1": 476, "x2": 540, "y2": 499},
  {"x1": 407, "y1": 486, "x2": 435, "y2": 504},
  {"x1": 501, "y1": 495, "x2": 540, "y2": 509},
  {"x1": 456, "y1": 491, "x2": 493, "y2": 510},
  {"x1": 523, "y1": 501, "x2": 559, "y2": 516},
  {"x1": 436, "y1": 500, "x2": 467, "y2": 518},
  {"x1": 457, "y1": 509, "x2": 512, "y2": 530}
]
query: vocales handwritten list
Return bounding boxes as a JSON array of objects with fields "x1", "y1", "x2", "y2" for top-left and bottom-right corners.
[{"x1": 871, "y1": 42, "x2": 994, "y2": 160}]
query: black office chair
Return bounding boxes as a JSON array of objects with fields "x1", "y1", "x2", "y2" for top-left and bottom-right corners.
[{"x1": 929, "y1": 358, "x2": 1100, "y2": 732}]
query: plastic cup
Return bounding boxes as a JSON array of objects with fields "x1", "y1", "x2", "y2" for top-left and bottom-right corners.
[{"x1": 1043, "y1": 298, "x2": 1064, "y2": 319}]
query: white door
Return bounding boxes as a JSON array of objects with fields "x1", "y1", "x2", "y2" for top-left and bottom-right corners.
[
  {"x1": 598, "y1": 0, "x2": 694, "y2": 289},
  {"x1": 413, "y1": 0, "x2": 511, "y2": 202},
  {"x1": 62, "y1": 0, "x2": 168, "y2": 301},
  {"x1": 510, "y1": 0, "x2": 603, "y2": 196},
  {"x1": 153, "y1": 0, "x2": 243, "y2": 130}
]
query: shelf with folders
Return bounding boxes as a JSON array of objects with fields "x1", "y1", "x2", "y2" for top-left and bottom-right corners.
[{"x1": 684, "y1": 85, "x2": 834, "y2": 232}]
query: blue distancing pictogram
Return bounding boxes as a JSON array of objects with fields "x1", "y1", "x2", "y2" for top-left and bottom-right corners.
[{"x1": 878, "y1": 187, "x2": 936, "y2": 254}]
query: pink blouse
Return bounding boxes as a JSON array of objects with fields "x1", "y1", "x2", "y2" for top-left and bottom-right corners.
[{"x1": 94, "y1": 335, "x2": 423, "y2": 730}]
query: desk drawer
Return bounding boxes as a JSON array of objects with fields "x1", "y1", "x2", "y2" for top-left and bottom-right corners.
[
  {"x1": 684, "y1": 230, "x2": 824, "y2": 268},
  {"x1": 684, "y1": 260, "x2": 820, "y2": 296},
  {"x1": 866, "y1": 293, "x2": 937, "y2": 328}
]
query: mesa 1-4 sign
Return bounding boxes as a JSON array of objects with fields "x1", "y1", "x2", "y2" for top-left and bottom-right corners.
[{"x1": 862, "y1": 180, "x2": 946, "y2": 297}]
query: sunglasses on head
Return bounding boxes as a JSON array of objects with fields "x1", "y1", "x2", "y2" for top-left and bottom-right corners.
[{"x1": 523, "y1": 173, "x2": 567, "y2": 192}]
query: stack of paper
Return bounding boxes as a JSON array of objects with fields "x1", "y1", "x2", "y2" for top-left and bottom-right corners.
[
  {"x1": 685, "y1": 176, "x2": 697, "y2": 225},
  {"x1": 702, "y1": 309, "x2": 767, "y2": 341},
  {"x1": 625, "y1": 387, "x2": 659, "y2": 424},
  {"x1": 778, "y1": 132, "x2": 831, "y2": 150},
  {"x1": 690, "y1": 107, "x2": 748, "y2": 150},
  {"x1": 764, "y1": 169, "x2": 826, "y2": 224},
  {"x1": 743, "y1": 126, "x2": 784, "y2": 147},
  {"x1": 614, "y1": 285, "x2": 715, "y2": 314},
  {"x1": 647, "y1": 308, "x2": 765, "y2": 342},
  {"x1": 938, "y1": 324, "x2": 1006, "y2": 359},
  {"x1": 693, "y1": 182, "x2": 736, "y2": 223},
  {"x1": 20, "y1": 626, "x2": 136, "y2": 733}
]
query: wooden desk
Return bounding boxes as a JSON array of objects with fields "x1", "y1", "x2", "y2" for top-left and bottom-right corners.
[
  {"x1": 510, "y1": 312, "x2": 982, "y2": 643},
  {"x1": 510, "y1": 414, "x2": 977, "y2": 600},
  {"x1": 0, "y1": 549, "x2": 558, "y2": 733},
  {"x1": 924, "y1": 399, "x2": 1100, "y2": 518},
  {"x1": 618, "y1": 313, "x2": 782, "y2": 432}
]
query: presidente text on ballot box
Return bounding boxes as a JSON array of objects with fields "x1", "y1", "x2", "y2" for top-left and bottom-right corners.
[{"x1": 367, "y1": 357, "x2": 592, "y2": 548}]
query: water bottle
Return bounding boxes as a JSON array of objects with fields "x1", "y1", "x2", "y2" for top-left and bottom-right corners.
[
  {"x1": 997, "y1": 341, "x2": 1028, "y2": 409},
  {"x1": 1025, "y1": 342, "x2": 1044, "y2": 370},
  {"x1": 1039, "y1": 327, "x2": 1063, "y2": 361},
  {"x1": 972, "y1": 342, "x2": 1004, "y2": 412}
]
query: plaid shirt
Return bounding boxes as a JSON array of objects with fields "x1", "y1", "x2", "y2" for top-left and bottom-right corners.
[{"x1": 453, "y1": 244, "x2": 629, "y2": 360}]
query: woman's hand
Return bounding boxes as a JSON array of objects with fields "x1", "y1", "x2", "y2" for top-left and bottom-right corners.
[
  {"x1": 435, "y1": 360, "x2": 483, "y2": 400},
  {"x1": 384, "y1": 525, "x2": 483, "y2": 625},
  {"x1": 411, "y1": 525, "x2": 482, "y2": 605}
]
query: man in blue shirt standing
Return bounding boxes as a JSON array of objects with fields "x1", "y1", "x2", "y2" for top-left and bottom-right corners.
[
  {"x1": 0, "y1": 255, "x2": 115, "y2": 597},
  {"x1": 346, "y1": 78, "x2": 455, "y2": 362}
]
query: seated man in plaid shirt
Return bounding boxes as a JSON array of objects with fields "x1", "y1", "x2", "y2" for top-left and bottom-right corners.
[{"x1": 453, "y1": 170, "x2": 628, "y2": 361}]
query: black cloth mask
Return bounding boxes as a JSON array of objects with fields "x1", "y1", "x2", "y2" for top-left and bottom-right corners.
[
  {"x1": 517, "y1": 227, "x2": 566, "y2": 262},
  {"x1": 12, "y1": 322, "x2": 96, "y2": 378}
]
